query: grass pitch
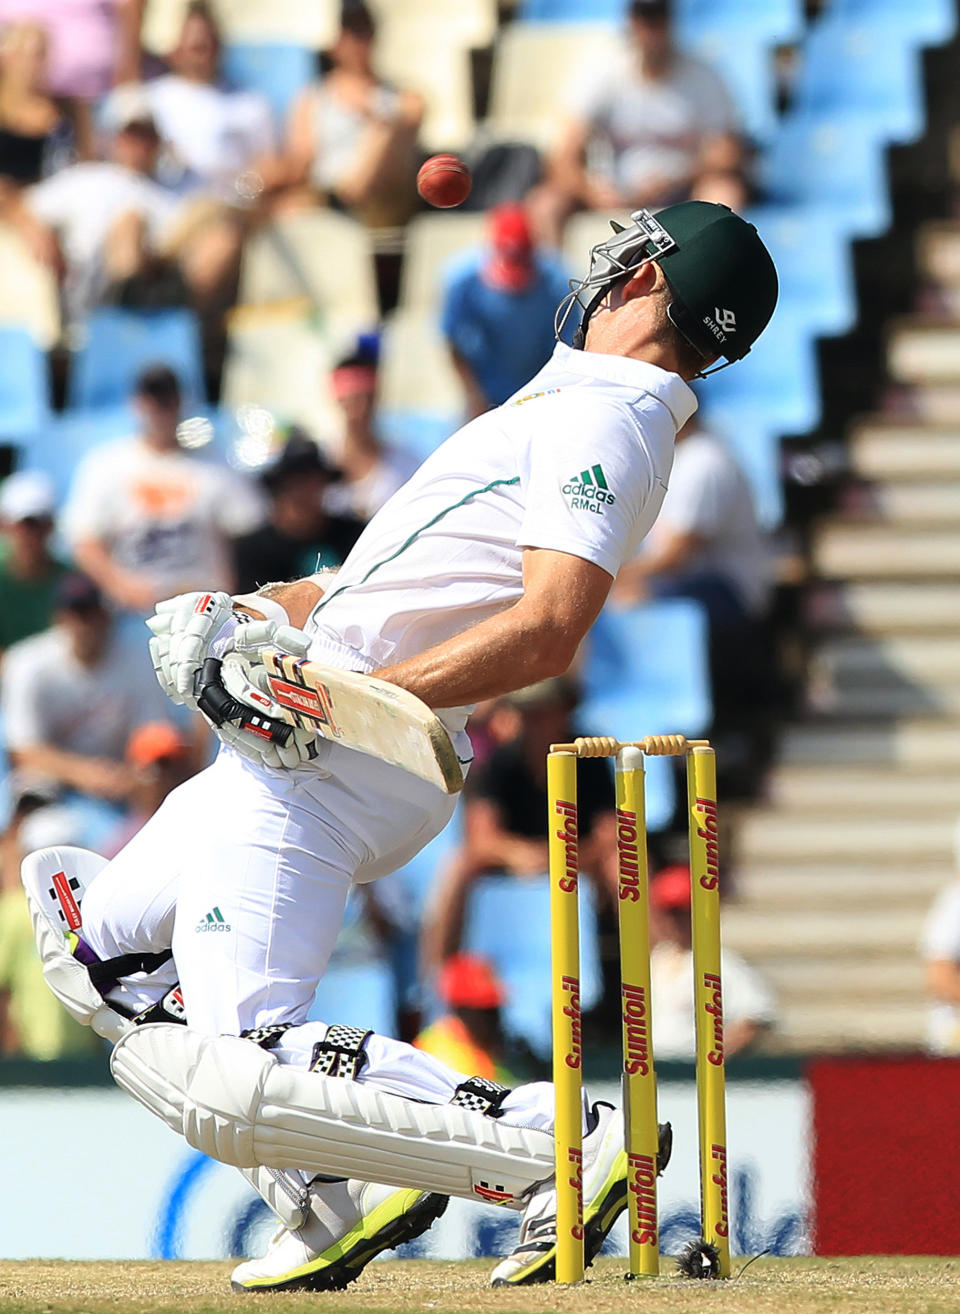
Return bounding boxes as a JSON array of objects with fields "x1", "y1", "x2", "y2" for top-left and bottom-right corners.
[{"x1": 1, "y1": 1257, "x2": 959, "y2": 1314}]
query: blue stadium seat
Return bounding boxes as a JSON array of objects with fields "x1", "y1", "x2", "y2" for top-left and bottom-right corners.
[
  {"x1": 0, "y1": 328, "x2": 50, "y2": 435},
  {"x1": 464, "y1": 875, "x2": 602, "y2": 1058},
  {"x1": 68, "y1": 307, "x2": 205, "y2": 411},
  {"x1": 747, "y1": 204, "x2": 856, "y2": 338},
  {"x1": 675, "y1": 0, "x2": 803, "y2": 45},
  {"x1": 761, "y1": 111, "x2": 891, "y2": 239},
  {"x1": 794, "y1": 14, "x2": 924, "y2": 144},
  {"x1": 222, "y1": 42, "x2": 316, "y2": 125},
  {"x1": 519, "y1": 0, "x2": 626, "y2": 20},
  {"x1": 581, "y1": 598, "x2": 711, "y2": 736},
  {"x1": 695, "y1": 306, "x2": 821, "y2": 525},
  {"x1": 308, "y1": 960, "x2": 397, "y2": 1036},
  {"x1": 831, "y1": 0, "x2": 956, "y2": 47},
  {"x1": 682, "y1": 26, "x2": 778, "y2": 143}
]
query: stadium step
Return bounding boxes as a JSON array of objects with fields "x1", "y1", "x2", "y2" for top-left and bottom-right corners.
[
  {"x1": 896, "y1": 382, "x2": 960, "y2": 424},
  {"x1": 768, "y1": 1003, "x2": 929, "y2": 1054},
  {"x1": 848, "y1": 422, "x2": 960, "y2": 480},
  {"x1": 807, "y1": 582, "x2": 960, "y2": 635},
  {"x1": 756, "y1": 957, "x2": 925, "y2": 1003},
  {"x1": 918, "y1": 220, "x2": 960, "y2": 287},
  {"x1": 814, "y1": 635, "x2": 960, "y2": 684},
  {"x1": 780, "y1": 720, "x2": 960, "y2": 767},
  {"x1": 854, "y1": 479, "x2": 960, "y2": 525},
  {"x1": 723, "y1": 905, "x2": 928, "y2": 956},
  {"x1": 812, "y1": 524, "x2": 960, "y2": 578},
  {"x1": 734, "y1": 814, "x2": 956, "y2": 864},
  {"x1": 763, "y1": 766, "x2": 960, "y2": 813},
  {"x1": 733, "y1": 865, "x2": 949, "y2": 909},
  {"x1": 888, "y1": 318, "x2": 960, "y2": 385}
]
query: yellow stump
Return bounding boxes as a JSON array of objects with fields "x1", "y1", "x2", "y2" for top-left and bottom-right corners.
[
  {"x1": 615, "y1": 746, "x2": 660, "y2": 1277},
  {"x1": 687, "y1": 746, "x2": 731, "y2": 1277},
  {"x1": 548, "y1": 750, "x2": 584, "y2": 1284}
]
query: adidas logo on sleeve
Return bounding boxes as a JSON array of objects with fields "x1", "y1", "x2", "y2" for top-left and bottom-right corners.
[{"x1": 562, "y1": 464, "x2": 617, "y2": 515}]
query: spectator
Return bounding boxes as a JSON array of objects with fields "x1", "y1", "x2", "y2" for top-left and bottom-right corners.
[
  {"x1": 324, "y1": 340, "x2": 418, "y2": 522},
  {"x1": 0, "y1": 471, "x2": 68, "y2": 654},
  {"x1": 0, "y1": 778, "x2": 100, "y2": 1059},
  {"x1": 441, "y1": 203, "x2": 573, "y2": 418},
  {"x1": 0, "y1": 23, "x2": 72, "y2": 193},
  {"x1": 107, "y1": 1, "x2": 276, "y2": 202},
  {"x1": 531, "y1": 0, "x2": 743, "y2": 245},
  {"x1": 0, "y1": 0, "x2": 144, "y2": 102},
  {"x1": 104, "y1": 719, "x2": 194, "y2": 856},
  {"x1": 63, "y1": 365, "x2": 263, "y2": 612},
  {"x1": 611, "y1": 419, "x2": 775, "y2": 782},
  {"x1": 283, "y1": 0, "x2": 424, "y2": 227},
  {"x1": 9, "y1": 92, "x2": 183, "y2": 320},
  {"x1": 649, "y1": 865, "x2": 775, "y2": 1059},
  {"x1": 0, "y1": 573, "x2": 171, "y2": 843},
  {"x1": 420, "y1": 678, "x2": 617, "y2": 975},
  {"x1": 233, "y1": 428, "x2": 364, "y2": 593},
  {"x1": 414, "y1": 953, "x2": 544, "y2": 1085},
  {"x1": 920, "y1": 876, "x2": 960, "y2": 1055}
]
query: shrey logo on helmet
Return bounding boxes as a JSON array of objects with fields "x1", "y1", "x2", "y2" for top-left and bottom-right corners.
[{"x1": 715, "y1": 308, "x2": 737, "y2": 333}]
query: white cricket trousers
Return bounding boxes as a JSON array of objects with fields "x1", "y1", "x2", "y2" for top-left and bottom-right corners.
[{"x1": 80, "y1": 743, "x2": 558, "y2": 1130}]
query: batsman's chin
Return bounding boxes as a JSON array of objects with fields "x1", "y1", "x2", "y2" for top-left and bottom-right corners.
[{"x1": 110, "y1": 1024, "x2": 269, "y2": 1166}]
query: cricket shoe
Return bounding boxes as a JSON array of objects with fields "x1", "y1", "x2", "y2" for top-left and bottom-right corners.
[
  {"x1": 489, "y1": 1103, "x2": 672, "y2": 1286},
  {"x1": 230, "y1": 1179, "x2": 449, "y2": 1293}
]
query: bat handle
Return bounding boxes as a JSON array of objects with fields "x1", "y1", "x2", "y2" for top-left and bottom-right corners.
[{"x1": 194, "y1": 657, "x2": 293, "y2": 746}]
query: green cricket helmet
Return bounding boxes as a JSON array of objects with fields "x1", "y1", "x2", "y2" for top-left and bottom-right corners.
[{"x1": 557, "y1": 201, "x2": 779, "y2": 371}]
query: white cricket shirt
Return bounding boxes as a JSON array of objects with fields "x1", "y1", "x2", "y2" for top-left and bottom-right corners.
[{"x1": 306, "y1": 343, "x2": 696, "y2": 732}]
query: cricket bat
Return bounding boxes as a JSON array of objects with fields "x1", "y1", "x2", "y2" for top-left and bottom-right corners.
[{"x1": 220, "y1": 648, "x2": 465, "y2": 795}]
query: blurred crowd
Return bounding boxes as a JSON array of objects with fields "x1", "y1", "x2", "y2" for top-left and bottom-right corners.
[{"x1": 0, "y1": 0, "x2": 790, "y2": 1064}]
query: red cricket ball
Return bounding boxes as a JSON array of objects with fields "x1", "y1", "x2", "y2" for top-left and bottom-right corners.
[{"x1": 416, "y1": 154, "x2": 472, "y2": 209}]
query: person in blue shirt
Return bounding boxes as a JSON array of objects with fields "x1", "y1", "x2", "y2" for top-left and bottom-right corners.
[{"x1": 441, "y1": 203, "x2": 573, "y2": 417}]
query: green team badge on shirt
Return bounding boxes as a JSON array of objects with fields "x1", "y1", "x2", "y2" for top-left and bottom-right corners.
[{"x1": 562, "y1": 464, "x2": 617, "y2": 515}]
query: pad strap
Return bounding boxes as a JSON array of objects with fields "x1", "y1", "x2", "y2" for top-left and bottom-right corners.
[
  {"x1": 241, "y1": 1024, "x2": 294, "y2": 1051},
  {"x1": 87, "y1": 948, "x2": 173, "y2": 988},
  {"x1": 451, "y1": 1076, "x2": 511, "y2": 1119},
  {"x1": 309, "y1": 1025, "x2": 372, "y2": 1080}
]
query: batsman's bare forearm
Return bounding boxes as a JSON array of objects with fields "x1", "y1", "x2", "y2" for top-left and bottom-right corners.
[{"x1": 375, "y1": 548, "x2": 612, "y2": 709}]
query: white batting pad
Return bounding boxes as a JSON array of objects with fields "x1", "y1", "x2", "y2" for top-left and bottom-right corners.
[
  {"x1": 21, "y1": 846, "x2": 132, "y2": 1043},
  {"x1": 111, "y1": 1026, "x2": 555, "y2": 1208}
]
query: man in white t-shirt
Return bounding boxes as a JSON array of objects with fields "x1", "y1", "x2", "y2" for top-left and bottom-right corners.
[
  {"x1": 63, "y1": 365, "x2": 264, "y2": 613},
  {"x1": 1, "y1": 573, "x2": 171, "y2": 843},
  {"x1": 30, "y1": 203, "x2": 778, "y2": 1290},
  {"x1": 106, "y1": 0, "x2": 276, "y2": 201},
  {"x1": 920, "y1": 878, "x2": 960, "y2": 1054},
  {"x1": 17, "y1": 97, "x2": 182, "y2": 321},
  {"x1": 615, "y1": 421, "x2": 771, "y2": 618},
  {"x1": 532, "y1": 0, "x2": 744, "y2": 244},
  {"x1": 648, "y1": 865, "x2": 775, "y2": 1061}
]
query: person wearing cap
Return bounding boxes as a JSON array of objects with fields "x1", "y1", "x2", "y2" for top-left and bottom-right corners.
[
  {"x1": 57, "y1": 202, "x2": 777, "y2": 1291},
  {"x1": 420, "y1": 677, "x2": 618, "y2": 978},
  {"x1": 323, "y1": 339, "x2": 418, "y2": 522},
  {"x1": 532, "y1": 0, "x2": 744, "y2": 246},
  {"x1": 63, "y1": 364, "x2": 263, "y2": 613},
  {"x1": 649, "y1": 864, "x2": 775, "y2": 1060},
  {"x1": 0, "y1": 470, "x2": 68, "y2": 654},
  {"x1": 440, "y1": 204, "x2": 573, "y2": 418},
  {"x1": 414, "y1": 953, "x2": 543, "y2": 1087},
  {"x1": 0, "y1": 572, "x2": 171, "y2": 839},
  {"x1": 232, "y1": 428, "x2": 364, "y2": 594},
  {"x1": 104, "y1": 720, "x2": 195, "y2": 858}
]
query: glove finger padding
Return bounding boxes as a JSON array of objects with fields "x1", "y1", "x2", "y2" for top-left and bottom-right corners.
[
  {"x1": 148, "y1": 632, "x2": 184, "y2": 706},
  {"x1": 218, "y1": 657, "x2": 317, "y2": 770},
  {"x1": 161, "y1": 591, "x2": 237, "y2": 701}
]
